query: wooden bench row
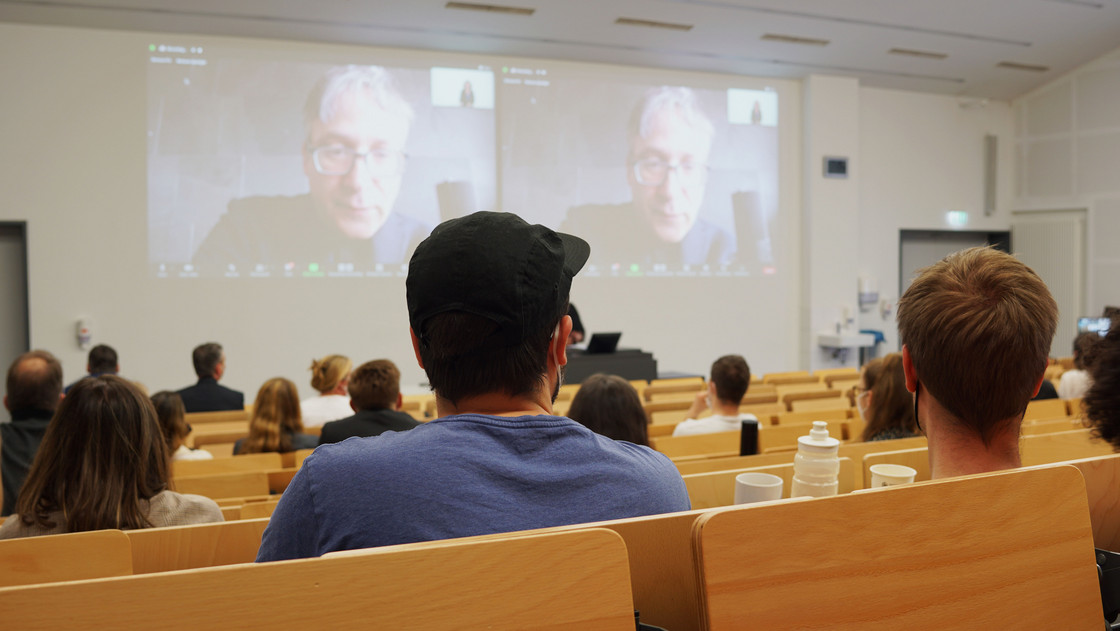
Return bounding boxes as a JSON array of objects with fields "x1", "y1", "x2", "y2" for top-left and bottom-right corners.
[{"x1": 0, "y1": 463, "x2": 1108, "y2": 629}]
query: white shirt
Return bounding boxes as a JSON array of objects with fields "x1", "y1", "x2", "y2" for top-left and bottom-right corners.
[
  {"x1": 1058, "y1": 369, "x2": 1092, "y2": 400},
  {"x1": 672, "y1": 413, "x2": 759, "y2": 437},
  {"x1": 300, "y1": 394, "x2": 354, "y2": 428},
  {"x1": 173, "y1": 444, "x2": 213, "y2": 461}
]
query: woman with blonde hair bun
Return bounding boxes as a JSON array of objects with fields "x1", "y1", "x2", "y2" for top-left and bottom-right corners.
[
  {"x1": 236, "y1": 378, "x2": 317, "y2": 454},
  {"x1": 300, "y1": 354, "x2": 353, "y2": 427}
]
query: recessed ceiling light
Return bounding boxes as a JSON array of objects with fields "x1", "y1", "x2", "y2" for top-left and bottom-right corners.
[
  {"x1": 615, "y1": 17, "x2": 693, "y2": 31},
  {"x1": 761, "y1": 33, "x2": 829, "y2": 47},
  {"x1": 445, "y1": 2, "x2": 535, "y2": 16},
  {"x1": 888, "y1": 48, "x2": 948, "y2": 60},
  {"x1": 996, "y1": 61, "x2": 1050, "y2": 73}
]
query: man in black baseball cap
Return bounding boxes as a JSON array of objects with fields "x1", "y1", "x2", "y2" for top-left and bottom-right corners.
[{"x1": 258, "y1": 212, "x2": 690, "y2": 561}]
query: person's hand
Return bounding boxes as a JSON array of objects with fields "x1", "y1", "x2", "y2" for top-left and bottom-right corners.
[{"x1": 686, "y1": 389, "x2": 710, "y2": 419}]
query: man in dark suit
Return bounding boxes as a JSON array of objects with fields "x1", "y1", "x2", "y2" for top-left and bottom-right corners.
[
  {"x1": 177, "y1": 342, "x2": 244, "y2": 413},
  {"x1": 2, "y1": 350, "x2": 63, "y2": 516},
  {"x1": 319, "y1": 359, "x2": 418, "y2": 445}
]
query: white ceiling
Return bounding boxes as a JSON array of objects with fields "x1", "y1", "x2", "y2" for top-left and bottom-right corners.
[{"x1": 3, "y1": 0, "x2": 1120, "y2": 100}]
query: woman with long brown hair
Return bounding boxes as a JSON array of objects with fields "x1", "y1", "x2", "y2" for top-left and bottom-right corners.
[
  {"x1": 0, "y1": 376, "x2": 222, "y2": 538},
  {"x1": 151, "y1": 390, "x2": 213, "y2": 461},
  {"x1": 857, "y1": 353, "x2": 919, "y2": 442},
  {"x1": 236, "y1": 377, "x2": 317, "y2": 454}
]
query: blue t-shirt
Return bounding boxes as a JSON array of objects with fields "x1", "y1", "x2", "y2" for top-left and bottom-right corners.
[{"x1": 257, "y1": 414, "x2": 690, "y2": 561}]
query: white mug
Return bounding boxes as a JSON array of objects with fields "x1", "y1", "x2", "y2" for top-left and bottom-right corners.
[
  {"x1": 733, "y1": 472, "x2": 784, "y2": 504},
  {"x1": 869, "y1": 464, "x2": 917, "y2": 487}
]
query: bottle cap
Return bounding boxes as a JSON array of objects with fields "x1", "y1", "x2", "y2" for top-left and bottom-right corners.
[{"x1": 797, "y1": 420, "x2": 840, "y2": 452}]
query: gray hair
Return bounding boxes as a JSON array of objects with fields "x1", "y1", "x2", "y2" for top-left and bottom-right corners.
[
  {"x1": 627, "y1": 86, "x2": 715, "y2": 145},
  {"x1": 304, "y1": 65, "x2": 415, "y2": 131}
]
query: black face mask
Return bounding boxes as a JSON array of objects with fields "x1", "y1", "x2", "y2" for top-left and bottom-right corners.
[{"x1": 914, "y1": 382, "x2": 923, "y2": 434}]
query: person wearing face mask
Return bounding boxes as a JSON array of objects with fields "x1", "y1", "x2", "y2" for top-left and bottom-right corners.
[{"x1": 856, "y1": 353, "x2": 919, "y2": 442}]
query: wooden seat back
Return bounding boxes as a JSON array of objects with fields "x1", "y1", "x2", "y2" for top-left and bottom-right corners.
[
  {"x1": 126, "y1": 518, "x2": 269, "y2": 574},
  {"x1": 789, "y1": 397, "x2": 851, "y2": 413},
  {"x1": 0, "y1": 529, "x2": 132, "y2": 587},
  {"x1": 172, "y1": 452, "x2": 282, "y2": 477},
  {"x1": 0, "y1": 528, "x2": 637, "y2": 629},
  {"x1": 684, "y1": 458, "x2": 856, "y2": 508},
  {"x1": 1059, "y1": 453, "x2": 1120, "y2": 551},
  {"x1": 644, "y1": 382, "x2": 706, "y2": 402},
  {"x1": 862, "y1": 447, "x2": 929, "y2": 488},
  {"x1": 759, "y1": 420, "x2": 847, "y2": 451},
  {"x1": 651, "y1": 430, "x2": 739, "y2": 459},
  {"x1": 774, "y1": 408, "x2": 849, "y2": 426},
  {"x1": 184, "y1": 410, "x2": 249, "y2": 425},
  {"x1": 172, "y1": 471, "x2": 270, "y2": 500},
  {"x1": 675, "y1": 435, "x2": 928, "y2": 476},
  {"x1": 1023, "y1": 397, "x2": 1070, "y2": 422},
  {"x1": 762, "y1": 372, "x2": 814, "y2": 384},
  {"x1": 692, "y1": 466, "x2": 1102, "y2": 629}
]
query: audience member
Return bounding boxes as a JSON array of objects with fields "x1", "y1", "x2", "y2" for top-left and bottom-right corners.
[
  {"x1": 1031, "y1": 377, "x2": 1059, "y2": 400},
  {"x1": 0, "y1": 376, "x2": 222, "y2": 539},
  {"x1": 177, "y1": 343, "x2": 244, "y2": 413},
  {"x1": 857, "y1": 353, "x2": 919, "y2": 442},
  {"x1": 673, "y1": 355, "x2": 755, "y2": 437},
  {"x1": 235, "y1": 378, "x2": 317, "y2": 454},
  {"x1": 1085, "y1": 324, "x2": 1120, "y2": 448},
  {"x1": 300, "y1": 354, "x2": 354, "y2": 428},
  {"x1": 1, "y1": 351, "x2": 62, "y2": 517},
  {"x1": 151, "y1": 391, "x2": 212, "y2": 461},
  {"x1": 1058, "y1": 332, "x2": 1102, "y2": 400},
  {"x1": 566, "y1": 373, "x2": 649, "y2": 446},
  {"x1": 896, "y1": 247, "x2": 1058, "y2": 479},
  {"x1": 63, "y1": 344, "x2": 118, "y2": 393},
  {"x1": 319, "y1": 359, "x2": 418, "y2": 445},
  {"x1": 258, "y1": 211, "x2": 689, "y2": 561}
]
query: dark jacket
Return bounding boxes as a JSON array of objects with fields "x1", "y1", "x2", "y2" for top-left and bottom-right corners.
[
  {"x1": 1, "y1": 409, "x2": 53, "y2": 516},
  {"x1": 319, "y1": 408, "x2": 421, "y2": 446},
  {"x1": 178, "y1": 377, "x2": 244, "y2": 413}
]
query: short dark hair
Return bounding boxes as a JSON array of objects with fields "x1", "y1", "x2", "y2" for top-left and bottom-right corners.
[
  {"x1": 418, "y1": 307, "x2": 564, "y2": 405},
  {"x1": 192, "y1": 343, "x2": 223, "y2": 378},
  {"x1": 1073, "y1": 332, "x2": 1103, "y2": 371},
  {"x1": 151, "y1": 390, "x2": 189, "y2": 452},
  {"x1": 897, "y1": 247, "x2": 1058, "y2": 444},
  {"x1": 16, "y1": 375, "x2": 169, "y2": 532},
  {"x1": 567, "y1": 374, "x2": 649, "y2": 446},
  {"x1": 710, "y1": 355, "x2": 750, "y2": 404},
  {"x1": 1086, "y1": 324, "x2": 1120, "y2": 449},
  {"x1": 6, "y1": 350, "x2": 63, "y2": 412},
  {"x1": 87, "y1": 344, "x2": 118, "y2": 374},
  {"x1": 348, "y1": 360, "x2": 401, "y2": 410}
]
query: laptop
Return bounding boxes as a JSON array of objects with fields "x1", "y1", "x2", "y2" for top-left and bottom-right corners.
[{"x1": 585, "y1": 332, "x2": 622, "y2": 354}]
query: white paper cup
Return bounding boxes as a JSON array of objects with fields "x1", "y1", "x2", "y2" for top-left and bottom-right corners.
[
  {"x1": 733, "y1": 472, "x2": 784, "y2": 504},
  {"x1": 869, "y1": 464, "x2": 917, "y2": 488}
]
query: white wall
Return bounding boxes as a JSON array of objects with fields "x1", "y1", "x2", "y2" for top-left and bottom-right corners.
[
  {"x1": 1014, "y1": 45, "x2": 1120, "y2": 319},
  {"x1": 857, "y1": 87, "x2": 1017, "y2": 352},
  {"x1": 0, "y1": 21, "x2": 806, "y2": 398}
]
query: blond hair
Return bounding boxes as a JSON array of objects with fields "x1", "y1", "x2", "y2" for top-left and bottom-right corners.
[
  {"x1": 242, "y1": 378, "x2": 303, "y2": 454},
  {"x1": 309, "y1": 354, "x2": 352, "y2": 395}
]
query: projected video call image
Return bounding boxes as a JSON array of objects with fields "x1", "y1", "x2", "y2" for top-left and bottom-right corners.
[
  {"x1": 501, "y1": 68, "x2": 780, "y2": 276},
  {"x1": 147, "y1": 53, "x2": 496, "y2": 278}
]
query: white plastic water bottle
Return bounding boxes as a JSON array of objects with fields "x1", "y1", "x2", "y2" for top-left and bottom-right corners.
[{"x1": 790, "y1": 421, "x2": 841, "y2": 498}]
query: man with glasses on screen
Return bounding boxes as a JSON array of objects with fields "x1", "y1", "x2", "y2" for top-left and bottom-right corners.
[
  {"x1": 561, "y1": 86, "x2": 734, "y2": 268},
  {"x1": 193, "y1": 65, "x2": 431, "y2": 271}
]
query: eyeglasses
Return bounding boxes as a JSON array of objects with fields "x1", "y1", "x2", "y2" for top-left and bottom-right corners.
[
  {"x1": 852, "y1": 386, "x2": 868, "y2": 397},
  {"x1": 308, "y1": 145, "x2": 407, "y2": 177},
  {"x1": 631, "y1": 158, "x2": 708, "y2": 187}
]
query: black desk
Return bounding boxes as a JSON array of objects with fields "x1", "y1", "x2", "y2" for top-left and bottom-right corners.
[{"x1": 565, "y1": 348, "x2": 658, "y2": 383}]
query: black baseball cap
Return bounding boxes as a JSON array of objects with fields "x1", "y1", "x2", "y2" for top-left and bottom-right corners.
[{"x1": 406, "y1": 212, "x2": 590, "y2": 347}]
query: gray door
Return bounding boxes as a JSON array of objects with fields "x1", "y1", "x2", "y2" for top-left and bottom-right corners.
[{"x1": 0, "y1": 223, "x2": 29, "y2": 376}]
